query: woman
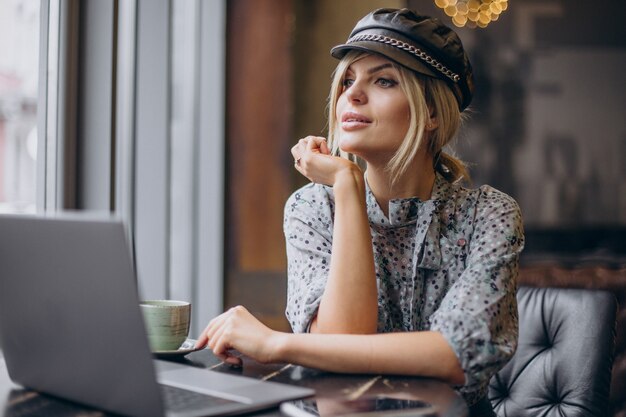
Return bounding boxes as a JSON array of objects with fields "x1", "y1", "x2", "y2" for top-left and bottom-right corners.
[{"x1": 196, "y1": 8, "x2": 524, "y2": 416}]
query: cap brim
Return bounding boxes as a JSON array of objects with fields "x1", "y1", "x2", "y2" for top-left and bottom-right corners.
[{"x1": 330, "y1": 41, "x2": 439, "y2": 79}]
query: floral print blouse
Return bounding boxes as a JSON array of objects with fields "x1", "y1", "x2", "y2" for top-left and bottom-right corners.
[{"x1": 283, "y1": 173, "x2": 525, "y2": 405}]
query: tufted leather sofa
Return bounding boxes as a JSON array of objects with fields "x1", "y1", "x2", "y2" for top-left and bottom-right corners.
[
  {"x1": 518, "y1": 265, "x2": 626, "y2": 417},
  {"x1": 489, "y1": 286, "x2": 617, "y2": 417}
]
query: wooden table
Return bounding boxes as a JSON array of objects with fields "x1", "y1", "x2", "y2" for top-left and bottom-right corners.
[{"x1": 0, "y1": 350, "x2": 468, "y2": 417}]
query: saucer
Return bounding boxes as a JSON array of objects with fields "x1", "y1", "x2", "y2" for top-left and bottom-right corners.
[{"x1": 152, "y1": 338, "x2": 204, "y2": 359}]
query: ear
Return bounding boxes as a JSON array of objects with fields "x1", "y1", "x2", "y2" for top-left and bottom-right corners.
[{"x1": 425, "y1": 115, "x2": 438, "y2": 131}]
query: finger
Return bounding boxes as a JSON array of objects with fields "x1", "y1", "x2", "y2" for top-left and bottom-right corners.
[
  {"x1": 292, "y1": 143, "x2": 305, "y2": 169},
  {"x1": 204, "y1": 316, "x2": 222, "y2": 343},
  {"x1": 295, "y1": 138, "x2": 309, "y2": 156},
  {"x1": 320, "y1": 139, "x2": 330, "y2": 155},
  {"x1": 213, "y1": 329, "x2": 234, "y2": 358},
  {"x1": 195, "y1": 316, "x2": 219, "y2": 348},
  {"x1": 195, "y1": 324, "x2": 209, "y2": 348},
  {"x1": 224, "y1": 355, "x2": 243, "y2": 367},
  {"x1": 207, "y1": 319, "x2": 228, "y2": 351},
  {"x1": 305, "y1": 136, "x2": 327, "y2": 152},
  {"x1": 203, "y1": 313, "x2": 229, "y2": 350},
  {"x1": 290, "y1": 144, "x2": 300, "y2": 160},
  {"x1": 212, "y1": 349, "x2": 228, "y2": 360},
  {"x1": 195, "y1": 334, "x2": 208, "y2": 349}
]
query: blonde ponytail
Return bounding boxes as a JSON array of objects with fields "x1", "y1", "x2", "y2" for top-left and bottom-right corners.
[{"x1": 435, "y1": 151, "x2": 470, "y2": 184}]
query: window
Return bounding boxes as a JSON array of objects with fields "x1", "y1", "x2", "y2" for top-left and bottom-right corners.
[
  {"x1": 0, "y1": 0, "x2": 226, "y2": 339},
  {"x1": 60, "y1": 0, "x2": 226, "y2": 336},
  {"x1": 133, "y1": 0, "x2": 226, "y2": 335},
  {"x1": 0, "y1": 1, "x2": 40, "y2": 214}
]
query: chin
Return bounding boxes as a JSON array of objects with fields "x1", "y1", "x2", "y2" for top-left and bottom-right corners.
[
  {"x1": 338, "y1": 145, "x2": 363, "y2": 158},
  {"x1": 338, "y1": 137, "x2": 362, "y2": 155}
]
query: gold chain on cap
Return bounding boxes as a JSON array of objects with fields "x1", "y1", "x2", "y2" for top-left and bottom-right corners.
[{"x1": 347, "y1": 33, "x2": 461, "y2": 83}]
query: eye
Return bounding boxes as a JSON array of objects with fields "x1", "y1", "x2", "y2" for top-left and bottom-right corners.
[
  {"x1": 342, "y1": 78, "x2": 354, "y2": 89},
  {"x1": 376, "y1": 78, "x2": 397, "y2": 88}
]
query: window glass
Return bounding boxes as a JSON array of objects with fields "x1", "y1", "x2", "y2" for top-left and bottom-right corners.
[{"x1": 0, "y1": 0, "x2": 40, "y2": 214}]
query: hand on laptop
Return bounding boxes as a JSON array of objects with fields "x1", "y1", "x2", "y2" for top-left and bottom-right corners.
[{"x1": 195, "y1": 305, "x2": 285, "y2": 366}]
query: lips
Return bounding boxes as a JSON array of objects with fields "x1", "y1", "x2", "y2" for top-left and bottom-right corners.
[{"x1": 341, "y1": 112, "x2": 372, "y2": 123}]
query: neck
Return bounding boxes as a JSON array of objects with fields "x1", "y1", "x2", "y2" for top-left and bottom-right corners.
[{"x1": 366, "y1": 154, "x2": 436, "y2": 218}]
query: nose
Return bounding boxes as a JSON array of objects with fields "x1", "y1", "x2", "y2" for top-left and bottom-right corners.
[{"x1": 345, "y1": 80, "x2": 367, "y2": 104}]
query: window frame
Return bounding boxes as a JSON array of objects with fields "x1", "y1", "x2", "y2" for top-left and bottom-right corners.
[{"x1": 36, "y1": 0, "x2": 226, "y2": 337}]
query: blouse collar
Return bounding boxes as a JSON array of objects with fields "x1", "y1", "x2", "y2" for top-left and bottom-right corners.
[
  {"x1": 365, "y1": 173, "x2": 451, "y2": 227},
  {"x1": 364, "y1": 173, "x2": 455, "y2": 271}
]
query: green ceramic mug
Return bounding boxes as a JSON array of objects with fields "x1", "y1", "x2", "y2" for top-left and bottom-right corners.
[{"x1": 140, "y1": 300, "x2": 191, "y2": 351}]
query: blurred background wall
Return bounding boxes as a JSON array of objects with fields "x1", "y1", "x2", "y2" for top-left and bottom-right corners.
[
  {"x1": 225, "y1": 0, "x2": 626, "y2": 331},
  {"x1": 411, "y1": 0, "x2": 626, "y2": 228}
]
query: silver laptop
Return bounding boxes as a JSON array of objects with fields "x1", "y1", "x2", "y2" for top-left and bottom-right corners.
[{"x1": 0, "y1": 214, "x2": 313, "y2": 417}]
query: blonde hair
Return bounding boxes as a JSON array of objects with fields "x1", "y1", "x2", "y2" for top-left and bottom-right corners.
[{"x1": 327, "y1": 51, "x2": 469, "y2": 185}]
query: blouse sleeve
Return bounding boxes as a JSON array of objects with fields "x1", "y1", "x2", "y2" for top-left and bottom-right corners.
[
  {"x1": 283, "y1": 184, "x2": 334, "y2": 333},
  {"x1": 429, "y1": 187, "x2": 525, "y2": 394}
]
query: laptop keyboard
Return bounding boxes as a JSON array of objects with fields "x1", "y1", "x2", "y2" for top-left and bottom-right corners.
[{"x1": 161, "y1": 384, "x2": 239, "y2": 413}]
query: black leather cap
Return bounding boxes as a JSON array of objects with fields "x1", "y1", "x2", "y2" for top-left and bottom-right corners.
[{"x1": 331, "y1": 8, "x2": 474, "y2": 111}]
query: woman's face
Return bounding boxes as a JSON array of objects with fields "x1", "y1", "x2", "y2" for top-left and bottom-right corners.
[{"x1": 335, "y1": 54, "x2": 410, "y2": 163}]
